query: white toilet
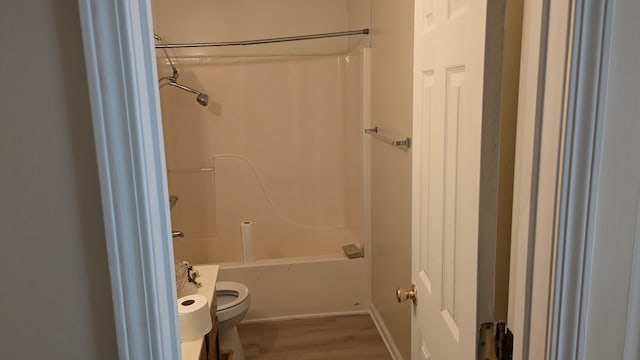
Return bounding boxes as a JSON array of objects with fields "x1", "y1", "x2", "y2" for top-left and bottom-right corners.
[{"x1": 216, "y1": 281, "x2": 251, "y2": 360}]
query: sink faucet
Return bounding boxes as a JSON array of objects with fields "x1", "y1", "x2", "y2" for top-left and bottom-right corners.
[{"x1": 182, "y1": 261, "x2": 202, "y2": 288}]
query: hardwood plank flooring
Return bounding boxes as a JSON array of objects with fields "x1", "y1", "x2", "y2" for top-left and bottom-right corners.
[{"x1": 238, "y1": 314, "x2": 392, "y2": 360}]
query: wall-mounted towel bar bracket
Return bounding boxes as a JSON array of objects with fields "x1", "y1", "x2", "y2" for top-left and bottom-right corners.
[{"x1": 365, "y1": 127, "x2": 411, "y2": 151}]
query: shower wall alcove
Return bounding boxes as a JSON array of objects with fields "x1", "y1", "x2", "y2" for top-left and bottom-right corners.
[{"x1": 153, "y1": 0, "x2": 372, "y2": 268}]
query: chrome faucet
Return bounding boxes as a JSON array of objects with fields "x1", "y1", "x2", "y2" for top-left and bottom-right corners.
[
  {"x1": 172, "y1": 231, "x2": 184, "y2": 238},
  {"x1": 181, "y1": 261, "x2": 202, "y2": 288}
]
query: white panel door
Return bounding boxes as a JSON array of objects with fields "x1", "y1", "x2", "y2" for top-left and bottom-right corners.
[{"x1": 411, "y1": 0, "x2": 495, "y2": 358}]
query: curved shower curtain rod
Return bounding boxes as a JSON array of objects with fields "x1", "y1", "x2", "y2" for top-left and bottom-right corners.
[{"x1": 154, "y1": 28, "x2": 369, "y2": 49}]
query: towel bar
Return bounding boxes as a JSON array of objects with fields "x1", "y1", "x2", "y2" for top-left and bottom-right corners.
[{"x1": 364, "y1": 127, "x2": 411, "y2": 151}]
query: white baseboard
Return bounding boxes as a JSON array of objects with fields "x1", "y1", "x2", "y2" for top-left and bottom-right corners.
[
  {"x1": 239, "y1": 310, "x2": 370, "y2": 325},
  {"x1": 370, "y1": 303, "x2": 404, "y2": 360}
]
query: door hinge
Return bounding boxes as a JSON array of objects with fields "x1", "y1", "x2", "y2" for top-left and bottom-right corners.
[{"x1": 477, "y1": 321, "x2": 513, "y2": 360}]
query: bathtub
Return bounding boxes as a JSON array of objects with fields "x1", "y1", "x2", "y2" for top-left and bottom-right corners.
[{"x1": 212, "y1": 254, "x2": 369, "y2": 322}]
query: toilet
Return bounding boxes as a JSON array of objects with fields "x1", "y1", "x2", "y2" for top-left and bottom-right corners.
[{"x1": 216, "y1": 281, "x2": 251, "y2": 360}]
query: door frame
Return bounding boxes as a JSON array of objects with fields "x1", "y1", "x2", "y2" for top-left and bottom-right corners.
[
  {"x1": 546, "y1": 0, "x2": 614, "y2": 358},
  {"x1": 76, "y1": 0, "x2": 614, "y2": 359},
  {"x1": 77, "y1": 0, "x2": 180, "y2": 359},
  {"x1": 508, "y1": 0, "x2": 615, "y2": 358}
]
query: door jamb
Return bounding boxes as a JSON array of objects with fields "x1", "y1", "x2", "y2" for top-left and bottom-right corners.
[
  {"x1": 549, "y1": 0, "x2": 614, "y2": 358},
  {"x1": 508, "y1": 0, "x2": 615, "y2": 359}
]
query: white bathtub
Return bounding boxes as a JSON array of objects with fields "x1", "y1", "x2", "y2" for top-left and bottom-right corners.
[{"x1": 213, "y1": 254, "x2": 369, "y2": 322}]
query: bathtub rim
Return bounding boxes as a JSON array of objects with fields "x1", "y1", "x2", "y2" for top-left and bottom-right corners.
[{"x1": 196, "y1": 252, "x2": 364, "y2": 270}]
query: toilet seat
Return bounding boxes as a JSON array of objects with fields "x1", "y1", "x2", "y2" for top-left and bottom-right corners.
[{"x1": 216, "y1": 281, "x2": 250, "y2": 311}]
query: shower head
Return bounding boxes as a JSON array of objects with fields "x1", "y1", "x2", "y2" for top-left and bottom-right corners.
[
  {"x1": 197, "y1": 93, "x2": 209, "y2": 106},
  {"x1": 168, "y1": 81, "x2": 209, "y2": 107},
  {"x1": 155, "y1": 32, "x2": 209, "y2": 107}
]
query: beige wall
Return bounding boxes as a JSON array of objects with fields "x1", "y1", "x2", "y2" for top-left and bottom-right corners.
[
  {"x1": 151, "y1": 0, "x2": 353, "y2": 56},
  {"x1": 0, "y1": 1, "x2": 117, "y2": 359},
  {"x1": 348, "y1": 0, "x2": 372, "y2": 49},
  {"x1": 370, "y1": 1, "x2": 414, "y2": 359}
]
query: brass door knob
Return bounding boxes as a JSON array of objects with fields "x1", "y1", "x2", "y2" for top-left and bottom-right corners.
[{"x1": 396, "y1": 284, "x2": 417, "y2": 304}]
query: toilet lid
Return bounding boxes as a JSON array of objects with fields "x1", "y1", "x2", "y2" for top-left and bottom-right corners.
[{"x1": 216, "y1": 281, "x2": 249, "y2": 311}]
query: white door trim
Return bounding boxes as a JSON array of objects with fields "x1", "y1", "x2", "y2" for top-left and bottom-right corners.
[
  {"x1": 550, "y1": 0, "x2": 614, "y2": 358},
  {"x1": 77, "y1": 1, "x2": 180, "y2": 359},
  {"x1": 509, "y1": 0, "x2": 616, "y2": 358},
  {"x1": 508, "y1": 0, "x2": 556, "y2": 355},
  {"x1": 508, "y1": 0, "x2": 573, "y2": 358}
]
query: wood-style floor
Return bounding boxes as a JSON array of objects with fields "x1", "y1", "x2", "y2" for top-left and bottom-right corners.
[{"x1": 238, "y1": 314, "x2": 393, "y2": 360}]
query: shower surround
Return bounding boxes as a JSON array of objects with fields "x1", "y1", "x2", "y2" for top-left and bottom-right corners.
[{"x1": 160, "y1": 50, "x2": 369, "y2": 264}]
